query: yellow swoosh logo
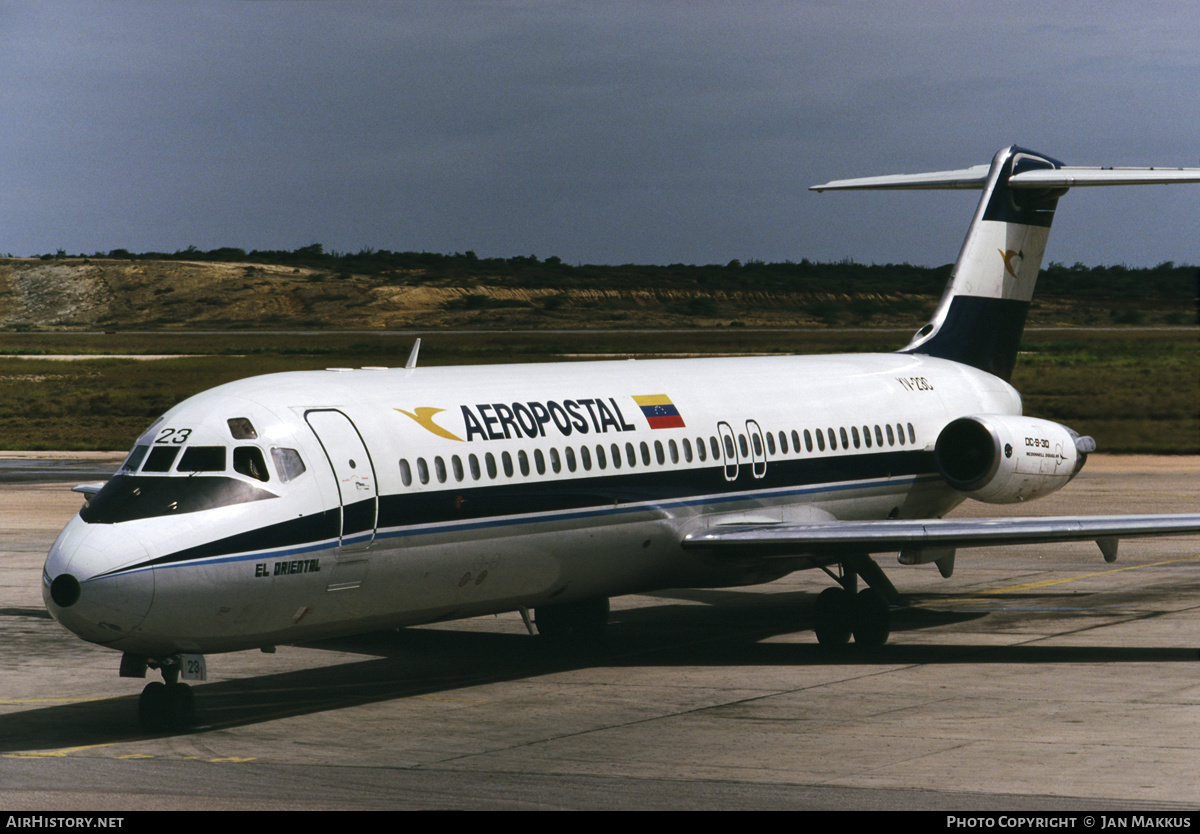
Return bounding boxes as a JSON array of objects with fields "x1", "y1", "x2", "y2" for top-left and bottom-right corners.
[
  {"x1": 396, "y1": 407, "x2": 464, "y2": 442},
  {"x1": 998, "y1": 248, "x2": 1021, "y2": 279}
]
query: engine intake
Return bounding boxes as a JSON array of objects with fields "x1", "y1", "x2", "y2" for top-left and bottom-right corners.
[{"x1": 934, "y1": 415, "x2": 1091, "y2": 504}]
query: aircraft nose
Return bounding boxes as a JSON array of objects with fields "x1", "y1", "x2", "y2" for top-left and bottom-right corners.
[{"x1": 43, "y1": 518, "x2": 155, "y2": 647}]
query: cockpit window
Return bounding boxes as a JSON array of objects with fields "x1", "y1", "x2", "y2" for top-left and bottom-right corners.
[
  {"x1": 121, "y1": 445, "x2": 150, "y2": 472},
  {"x1": 178, "y1": 446, "x2": 226, "y2": 472},
  {"x1": 143, "y1": 446, "x2": 181, "y2": 473},
  {"x1": 233, "y1": 446, "x2": 269, "y2": 482},
  {"x1": 227, "y1": 417, "x2": 258, "y2": 440},
  {"x1": 271, "y1": 448, "x2": 306, "y2": 483}
]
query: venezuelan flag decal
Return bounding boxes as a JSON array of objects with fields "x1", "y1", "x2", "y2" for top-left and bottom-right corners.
[{"x1": 633, "y1": 394, "x2": 685, "y2": 429}]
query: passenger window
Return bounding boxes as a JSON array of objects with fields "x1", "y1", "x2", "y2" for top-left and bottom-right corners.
[
  {"x1": 851, "y1": 426, "x2": 861, "y2": 448},
  {"x1": 802, "y1": 429, "x2": 811, "y2": 453},
  {"x1": 875, "y1": 425, "x2": 884, "y2": 446},
  {"x1": 766, "y1": 433, "x2": 776, "y2": 455},
  {"x1": 565, "y1": 447, "x2": 577, "y2": 472},
  {"x1": 469, "y1": 454, "x2": 481, "y2": 480},
  {"x1": 752, "y1": 434, "x2": 763, "y2": 456},
  {"x1": 435, "y1": 456, "x2": 447, "y2": 483},
  {"x1": 682, "y1": 438, "x2": 693, "y2": 462},
  {"x1": 534, "y1": 449, "x2": 546, "y2": 475},
  {"x1": 886, "y1": 424, "x2": 895, "y2": 445},
  {"x1": 896, "y1": 423, "x2": 905, "y2": 445},
  {"x1": 696, "y1": 438, "x2": 707, "y2": 462},
  {"x1": 816, "y1": 430, "x2": 825, "y2": 452},
  {"x1": 399, "y1": 459, "x2": 412, "y2": 486},
  {"x1": 610, "y1": 443, "x2": 621, "y2": 469},
  {"x1": 143, "y1": 446, "x2": 180, "y2": 472},
  {"x1": 178, "y1": 446, "x2": 225, "y2": 472},
  {"x1": 738, "y1": 434, "x2": 749, "y2": 458},
  {"x1": 626, "y1": 442, "x2": 637, "y2": 467},
  {"x1": 452, "y1": 455, "x2": 464, "y2": 481},
  {"x1": 839, "y1": 427, "x2": 849, "y2": 449},
  {"x1": 655, "y1": 441, "x2": 665, "y2": 464},
  {"x1": 485, "y1": 453, "x2": 498, "y2": 479},
  {"x1": 502, "y1": 451, "x2": 514, "y2": 477},
  {"x1": 227, "y1": 418, "x2": 257, "y2": 440},
  {"x1": 827, "y1": 429, "x2": 837, "y2": 451},
  {"x1": 640, "y1": 442, "x2": 651, "y2": 466},
  {"x1": 908, "y1": 423, "x2": 916, "y2": 444},
  {"x1": 233, "y1": 447, "x2": 269, "y2": 482},
  {"x1": 580, "y1": 446, "x2": 592, "y2": 471},
  {"x1": 550, "y1": 448, "x2": 562, "y2": 473},
  {"x1": 723, "y1": 435, "x2": 735, "y2": 458},
  {"x1": 709, "y1": 437, "x2": 720, "y2": 460},
  {"x1": 272, "y1": 448, "x2": 306, "y2": 483},
  {"x1": 518, "y1": 450, "x2": 530, "y2": 476},
  {"x1": 417, "y1": 458, "x2": 430, "y2": 484},
  {"x1": 595, "y1": 445, "x2": 607, "y2": 469}
]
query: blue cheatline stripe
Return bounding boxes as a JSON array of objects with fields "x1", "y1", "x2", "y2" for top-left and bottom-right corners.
[
  {"x1": 373, "y1": 473, "x2": 932, "y2": 541},
  {"x1": 94, "y1": 448, "x2": 940, "y2": 576}
]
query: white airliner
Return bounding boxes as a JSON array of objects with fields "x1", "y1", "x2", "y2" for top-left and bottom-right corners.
[{"x1": 43, "y1": 146, "x2": 1200, "y2": 729}]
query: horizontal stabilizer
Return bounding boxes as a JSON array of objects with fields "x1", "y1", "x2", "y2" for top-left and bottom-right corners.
[
  {"x1": 682, "y1": 513, "x2": 1200, "y2": 557},
  {"x1": 1009, "y1": 167, "x2": 1200, "y2": 188},
  {"x1": 811, "y1": 165, "x2": 1200, "y2": 192},
  {"x1": 810, "y1": 166, "x2": 990, "y2": 192}
]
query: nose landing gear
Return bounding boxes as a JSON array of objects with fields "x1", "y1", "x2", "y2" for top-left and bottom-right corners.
[
  {"x1": 138, "y1": 679, "x2": 195, "y2": 730},
  {"x1": 122, "y1": 653, "x2": 199, "y2": 730}
]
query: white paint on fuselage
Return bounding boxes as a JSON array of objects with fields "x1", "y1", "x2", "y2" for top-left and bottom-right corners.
[{"x1": 44, "y1": 351, "x2": 1020, "y2": 656}]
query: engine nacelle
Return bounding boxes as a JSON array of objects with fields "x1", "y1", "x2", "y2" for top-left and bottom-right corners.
[{"x1": 934, "y1": 415, "x2": 1093, "y2": 504}]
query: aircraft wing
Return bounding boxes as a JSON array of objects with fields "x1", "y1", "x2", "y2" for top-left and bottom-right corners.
[{"x1": 682, "y1": 513, "x2": 1200, "y2": 564}]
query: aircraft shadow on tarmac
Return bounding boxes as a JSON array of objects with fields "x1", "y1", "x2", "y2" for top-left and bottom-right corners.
[{"x1": 4, "y1": 589, "x2": 1197, "y2": 753}]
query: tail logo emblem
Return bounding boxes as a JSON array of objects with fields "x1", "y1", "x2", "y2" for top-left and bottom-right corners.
[
  {"x1": 998, "y1": 248, "x2": 1023, "y2": 279},
  {"x1": 397, "y1": 407, "x2": 464, "y2": 442}
]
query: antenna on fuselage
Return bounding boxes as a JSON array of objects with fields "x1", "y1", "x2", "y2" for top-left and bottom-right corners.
[{"x1": 405, "y1": 338, "x2": 421, "y2": 370}]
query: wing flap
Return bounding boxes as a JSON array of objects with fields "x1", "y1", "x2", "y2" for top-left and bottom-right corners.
[{"x1": 682, "y1": 514, "x2": 1200, "y2": 557}]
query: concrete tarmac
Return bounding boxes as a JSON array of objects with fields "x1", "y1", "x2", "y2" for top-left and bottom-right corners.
[{"x1": 2, "y1": 455, "x2": 1199, "y2": 810}]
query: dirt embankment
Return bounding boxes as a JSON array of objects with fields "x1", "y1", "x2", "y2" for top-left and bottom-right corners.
[
  {"x1": 0, "y1": 257, "x2": 1168, "y2": 331},
  {"x1": 0, "y1": 258, "x2": 930, "y2": 330}
]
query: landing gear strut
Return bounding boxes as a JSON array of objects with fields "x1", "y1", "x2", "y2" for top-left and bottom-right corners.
[
  {"x1": 813, "y1": 555, "x2": 895, "y2": 648},
  {"x1": 534, "y1": 596, "x2": 610, "y2": 645}
]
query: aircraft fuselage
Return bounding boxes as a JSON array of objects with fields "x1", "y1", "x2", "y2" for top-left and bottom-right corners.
[{"x1": 43, "y1": 351, "x2": 1017, "y2": 656}]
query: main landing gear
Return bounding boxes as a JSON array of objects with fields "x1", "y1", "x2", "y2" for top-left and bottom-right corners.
[
  {"x1": 121, "y1": 653, "x2": 197, "y2": 730},
  {"x1": 813, "y1": 555, "x2": 897, "y2": 649},
  {"x1": 528, "y1": 597, "x2": 610, "y2": 646}
]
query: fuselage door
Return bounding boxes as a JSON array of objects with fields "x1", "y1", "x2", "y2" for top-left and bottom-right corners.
[
  {"x1": 746, "y1": 419, "x2": 767, "y2": 479},
  {"x1": 717, "y1": 421, "x2": 738, "y2": 482},
  {"x1": 305, "y1": 409, "x2": 378, "y2": 553}
]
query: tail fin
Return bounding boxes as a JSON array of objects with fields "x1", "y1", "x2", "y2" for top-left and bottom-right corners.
[{"x1": 812, "y1": 145, "x2": 1200, "y2": 381}]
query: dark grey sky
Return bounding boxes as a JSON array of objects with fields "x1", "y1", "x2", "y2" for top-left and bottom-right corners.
[{"x1": 2, "y1": 1, "x2": 1197, "y2": 267}]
